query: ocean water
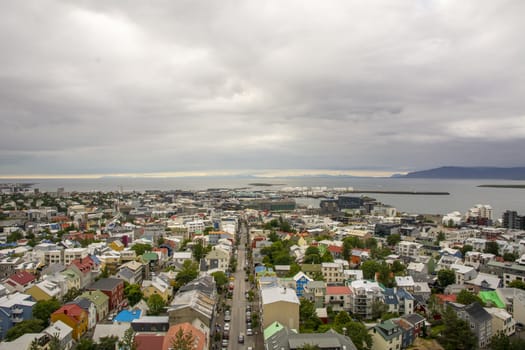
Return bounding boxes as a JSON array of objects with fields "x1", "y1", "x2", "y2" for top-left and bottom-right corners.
[{"x1": 6, "y1": 177, "x2": 525, "y2": 218}]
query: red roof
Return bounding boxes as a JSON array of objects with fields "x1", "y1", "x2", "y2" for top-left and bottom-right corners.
[
  {"x1": 135, "y1": 334, "x2": 165, "y2": 350},
  {"x1": 163, "y1": 323, "x2": 206, "y2": 350},
  {"x1": 7, "y1": 271, "x2": 36, "y2": 286},
  {"x1": 328, "y1": 245, "x2": 343, "y2": 253},
  {"x1": 53, "y1": 304, "x2": 85, "y2": 321},
  {"x1": 326, "y1": 286, "x2": 351, "y2": 295},
  {"x1": 71, "y1": 256, "x2": 95, "y2": 273},
  {"x1": 436, "y1": 294, "x2": 457, "y2": 304}
]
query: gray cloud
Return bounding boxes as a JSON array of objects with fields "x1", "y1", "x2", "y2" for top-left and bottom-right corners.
[{"x1": 1, "y1": 0, "x2": 525, "y2": 176}]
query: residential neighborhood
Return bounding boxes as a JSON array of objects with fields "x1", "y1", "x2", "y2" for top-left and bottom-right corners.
[{"x1": 0, "y1": 184, "x2": 525, "y2": 349}]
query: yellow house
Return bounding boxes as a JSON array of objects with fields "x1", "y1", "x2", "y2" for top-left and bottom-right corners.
[
  {"x1": 142, "y1": 276, "x2": 172, "y2": 302},
  {"x1": 261, "y1": 286, "x2": 300, "y2": 330},
  {"x1": 109, "y1": 240, "x2": 124, "y2": 252},
  {"x1": 51, "y1": 304, "x2": 88, "y2": 340},
  {"x1": 369, "y1": 320, "x2": 403, "y2": 350},
  {"x1": 26, "y1": 280, "x2": 61, "y2": 301},
  {"x1": 62, "y1": 269, "x2": 81, "y2": 291}
]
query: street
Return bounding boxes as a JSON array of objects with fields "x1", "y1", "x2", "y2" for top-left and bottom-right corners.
[{"x1": 222, "y1": 220, "x2": 262, "y2": 350}]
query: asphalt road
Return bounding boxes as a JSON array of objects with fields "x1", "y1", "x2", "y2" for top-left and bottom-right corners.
[{"x1": 224, "y1": 221, "x2": 259, "y2": 350}]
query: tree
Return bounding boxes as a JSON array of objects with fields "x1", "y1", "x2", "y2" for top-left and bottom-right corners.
[
  {"x1": 391, "y1": 260, "x2": 406, "y2": 274},
  {"x1": 370, "y1": 300, "x2": 388, "y2": 321},
  {"x1": 62, "y1": 287, "x2": 82, "y2": 303},
  {"x1": 503, "y1": 252, "x2": 519, "y2": 262},
  {"x1": 119, "y1": 327, "x2": 137, "y2": 350},
  {"x1": 507, "y1": 279, "x2": 525, "y2": 290},
  {"x1": 5, "y1": 319, "x2": 45, "y2": 341},
  {"x1": 439, "y1": 306, "x2": 477, "y2": 350},
  {"x1": 29, "y1": 338, "x2": 40, "y2": 350},
  {"x1": 456, "y1": 290, "x2": 485, "y2": 306},
  {"x1": 361, "y1": 260, "x2": 381, "y2": 280},
  {"x1": 438, "y1": 269, "x2": 456, "y2": 288},
  {"x1": 211, "y1": 271, "x2": 228, "y2": 291},
  {"x1": 386, "y1": 234, "x2": 401, "y2": 246},
  {"x1": 192, "y1": 240, "x2": 207, "y2": 262},
  {"x1": 333, "y1": 312, "x2": 372, "y2": 350},
  {"x1": 124, "y1": 283, "x2": 144, "y2": 306},
  {"x1": 174, "y1": 260, "x2": 199, "y2": 288},
  {"x1": 33, "y1": 299, "x2": 61, "y2": 327},
  {"x1": 98, "y1": 336, "x2": 118, "y2": 350},
  {"x1": 305, "y1": 246, "x2": 320, "y2": 256},
  {"x1": 169, "y1": 327, "x2": 195, "y2": 350},
  {"x1": 6, "y1": 230, "x2": 24, "y2": 243},
  {"x1": 268, "y1": 231, "x2": 279, "y2": 242},
  {"x1": 321, "y1": 250, "x2": 334, "y2": 263},
  {"x1": 489, "y1": 330, "x2": 525, "y2": 350},
  {"x1": 75, "y1": 338, "x2": 97, "y2": 350},
  {"x1": 484, "y1": 241, "x2": 500, "y2": 256},
  {"x1": 48, "y1": 333, "x2": 61, "y2": 350},
  {"x1": 460, "y1": 244, "x2": 473, "y2": 257},
  {"x1": 130, "y1": 243, "x2": 152, "y2": 256},
  {"x1": 147, "y1": 294, "x2": 166, "y2": 315},
  {"x1": 299, "y1": 298, "x2": 322, "y2": 332}
]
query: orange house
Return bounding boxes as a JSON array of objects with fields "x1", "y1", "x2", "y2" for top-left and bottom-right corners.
[{"x1": 51, "y1": 304, "x2": 88, "y2": 340}]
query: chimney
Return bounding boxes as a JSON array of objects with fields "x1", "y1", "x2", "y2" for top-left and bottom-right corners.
[{"x1": 64, "y1": 309, "x2": 68, "y2": 315}]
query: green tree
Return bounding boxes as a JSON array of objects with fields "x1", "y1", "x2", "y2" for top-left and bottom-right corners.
[
  {"x1": 299, "y1": 298, "x2": 322, "y2": 333},
  {"x1": 98, "y1": 336, "x2": 119, "y2": 350},
  {"x1": 484, "y1": 241, "x2": 500, "y2": 256},
  {"x1": 147, "y1": 294, "x2": 166, "y2": 315},
  {"x1": 439, "y1": 306, "x2": 477, "y2": 350},
  {"x1": 5, "y1": 319, "x2": 45, "y2": 341},
  {"x1": 361, "y1": 260, "x2": 381, "y2": 280},
  {"x1": 29, "y1": 338, "x2": 40, "y2": 350},
  {"x1": 268, "y1": 231, "x2": 279, "y2": 242},
  {"x1": 391, "y1": 260, "x2": 406, "y2": 274},
  {"x1": 211, "y1": 271, "x2": 228, "y2": 291},
  {"x1": 118, "y1": 327, "x2": 137, "y2": 350},
  {"x1": 33, "y1": 299, "x2": 61, "y2": 327},
  {"x1": 370, "y1": 300, "x2": 388, "y2": 321},
  {"x1": 438, "y1": 269, "x2": 456, "y2": 288},
  {"x1": 130, "y1": 243, "x2": 152, "y2": 256},
  {"x1": 460, "y1": 245, "x2": 473, "y2": 257},
  {"x1": 124, "y1": 283, "x2": 144, "y2": 306},
  {"x1": 192, "y1": 240, "x2": 207, "y2": 262},
  {"x1": 175, "y1": 260, "x2": 199, "y2": 288},
  {"x1": 386, "y1": 234, "x2": 401, "y2": 246},
  {"x1": 48, "y1": 333, "x2": 61, "y2": 350},
  {"x1": 333, "y1": 311, "x2": 372, "y2": 350},
  {"x1": 6, "y1": 230, "x2": 24, "y2": 243},
  {"x1": 456, "y1": 290, "x2": 485, "y2": 306},
  {"x1": 489, "y1": 330, "x2": 525, "y2": 350},
  {"x1": 503, "y1": 252, "x2": 519, "y2": 262},
  {"x1": 169, "y1": 327, "x2": 195, "y2": 350},
  {"x1": 321, "y1": 250, "x2": 334, "y2": 263},
  {"x1": 507, "y1": 279, "x2": 525, "y2": 290},
  {"x1": 62, "y1": 287, "x2": 82, "y2": 303},
  {"x1": 75, "y1": 338, "x2": 97, "y2": 350}
]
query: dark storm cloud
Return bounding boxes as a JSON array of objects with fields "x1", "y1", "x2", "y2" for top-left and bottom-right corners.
[{"x1": 1, "y1": 0, "x2": 525, "y2": 176}]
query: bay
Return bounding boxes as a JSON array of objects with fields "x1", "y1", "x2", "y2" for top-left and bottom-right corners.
[{"x1": 5, "y1": 177, "x2": 525, "y2": 219}]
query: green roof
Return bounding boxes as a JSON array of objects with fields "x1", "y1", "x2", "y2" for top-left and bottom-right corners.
[
  {"x1": 79, "y1": 290, "x2": 109, "y2": 307},
  {"x1": 142, "y1": 252, "x2": 158, "y2": 262},
  {"x1": 301, "y1": 264, "x2": 321, "y2": 273},
  {"x1": 264, "y1": 321, "x2": 285, "y2": 340},
  {"x1": 479, "y1": 291, "x2": 505, "y2": 308}
]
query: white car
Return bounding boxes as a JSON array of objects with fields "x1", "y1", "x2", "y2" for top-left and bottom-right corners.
[
  {"x1": 246, "y1": 328, "x2": 253, "y2": 336},
  {"x1": 224, "y1": 323, "x2": 230, "y2": 332}
]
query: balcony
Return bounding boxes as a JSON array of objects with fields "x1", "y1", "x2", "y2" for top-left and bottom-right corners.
[
  {"x1": 11, "y1": 307, "x2": 23, "y2": 314},
  {"x1": 11, "y1": 316, "x2": 24, "y2": 323}
]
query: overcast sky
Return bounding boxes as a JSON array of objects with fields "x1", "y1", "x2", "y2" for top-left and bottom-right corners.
[{"x1": 1, "y1": 0, "x2": 524, "y2": 177}]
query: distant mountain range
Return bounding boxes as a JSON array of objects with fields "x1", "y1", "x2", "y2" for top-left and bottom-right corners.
[{"x1": 395, "y1": 166, "x2": 525, "y2": 180}]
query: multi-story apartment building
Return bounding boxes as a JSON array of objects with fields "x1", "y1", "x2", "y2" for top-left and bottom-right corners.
[
  {"x1": 63, "y1": 248, "x2": 88, "y2": 265},
  {"x1": 0, "y1": 292, "x2": 36, "y2": 339},
  {"x1": 348, "y1": 280, "x2": 383, "y2": 319},
  {"x1": 321, "y1": 262, "x2": 344, "y2": 284},
  {"x1": 396, "y1": 241, "x2": 422, "y2": 257},
  {"x1": 451, "y1": 302, "x2": 492, "y2": 349}
]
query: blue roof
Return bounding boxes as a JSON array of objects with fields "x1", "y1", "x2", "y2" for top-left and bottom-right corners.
[{"x1": 114, "y1": 309, "x2": 141, "y2": 323}]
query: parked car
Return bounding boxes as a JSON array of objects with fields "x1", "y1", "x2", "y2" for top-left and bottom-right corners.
[
  {"x1": 238, "y1": 334, "x2": 245, "y2": 344},
  {"x1": 224, "y1": 323, "x2": 230, "y2": 332},
  {"x1": 222, "y1": 339, "x2": 229, "y2": 347},
  {"x1": 246, "y1": 328, "x2": 253, "y2": 336}
]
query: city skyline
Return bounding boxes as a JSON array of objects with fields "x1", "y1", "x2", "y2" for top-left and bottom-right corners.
[{"x1": 1, "y1": 1, "x2": 524, "y2": 176}]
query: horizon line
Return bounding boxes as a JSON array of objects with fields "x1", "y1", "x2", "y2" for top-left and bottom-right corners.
[{"x1": 0, "y1": 169, "x2": 405, "y2": 180}]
